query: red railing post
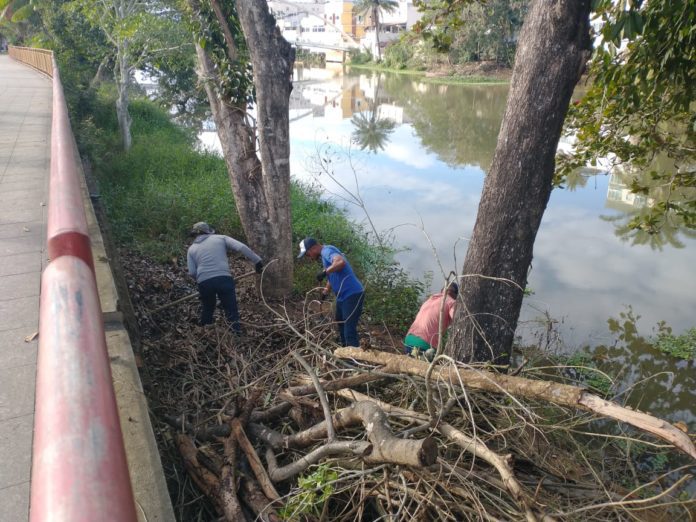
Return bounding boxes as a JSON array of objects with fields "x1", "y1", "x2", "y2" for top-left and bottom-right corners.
[{"x1": 32, "y1": 258, "x2": 138, "y2": 521}]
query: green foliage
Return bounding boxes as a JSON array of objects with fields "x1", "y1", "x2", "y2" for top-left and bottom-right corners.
[
  {"x1": 557, "y1": 351, "x2": 613, "y2": 396},
  {"x1": 348, "y1": 47, "x2": 373, "y2": 65},
  {"x1": 1, "y1": 0, "x2": 45, "y2": 43},
  {"x1": 83, "y1": 92, "x2": 238, "y2": 260},
  {"x1": 185, "y1": 0, "x2": 255, "y2": 105},
  {"x1": 353, "y1": 0, "x2": 399, "y2": 18},
  {"x1": 412, "y1": 0, "x2": 528, "y2": 65},
  {"x1": 654, "y1": 328, "x2": 696, "y2": 360},
  {"x1": 279, "y1": 464, "x2": 338, "y2": 520},
  {"x1": 559, "y1": 0, "x2": 696, "y2": 234},
  {"x1": 381, "y1": 35, "x2": 440, "y2": 71}
]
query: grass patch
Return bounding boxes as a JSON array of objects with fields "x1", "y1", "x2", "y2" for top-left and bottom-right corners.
[
  {"x1": 347, "y1": 64, "x2": 508, "y2": 85},
  {"x1": 76, "y1": 87, "x2": 423, "y2": 330}
]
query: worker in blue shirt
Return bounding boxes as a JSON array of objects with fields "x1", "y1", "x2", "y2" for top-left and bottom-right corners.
[{"x1": 298, "y1": 237, "x2": 365, "y2": 347}]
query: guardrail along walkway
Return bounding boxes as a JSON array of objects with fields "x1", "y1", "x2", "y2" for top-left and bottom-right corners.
[{"x1": 0, "y1": 53, "x2": 51, "y2": 521}]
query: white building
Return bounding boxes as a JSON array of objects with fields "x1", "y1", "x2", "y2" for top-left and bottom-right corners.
[{"x1": 359, "y1": 1, "x2": 422, "y2": 57}]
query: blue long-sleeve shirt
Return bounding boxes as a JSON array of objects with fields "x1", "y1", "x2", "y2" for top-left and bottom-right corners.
[
  {"x1": 187, "y1": 234, "x2": 261, "y2": 283},
  {"x1": 321, "y1": 245, "x2": 363, "y2": 302}
]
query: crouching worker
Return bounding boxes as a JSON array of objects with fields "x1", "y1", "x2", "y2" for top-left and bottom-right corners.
[
  {"x1": 187, "y1": 222, "x2": 263, "y2": 332},
  {"x1": 404, "y1": 282, "x2": 458, "y2": 361},
  {"x1": 298, "y1": 237, "x2": 365, "y2": 347}
]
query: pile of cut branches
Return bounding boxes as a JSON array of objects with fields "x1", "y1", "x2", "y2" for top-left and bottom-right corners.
[{"x1": 123, "y1": 250, "x2": 695, "y2": 521}]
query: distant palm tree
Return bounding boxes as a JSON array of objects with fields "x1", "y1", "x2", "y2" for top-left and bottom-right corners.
[{"x1": 354, "y1": 0, "x2": 399, "y2": 61}]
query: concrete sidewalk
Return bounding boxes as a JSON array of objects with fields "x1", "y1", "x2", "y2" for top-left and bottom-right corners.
[{"x1": 0, "y1": 54, "x2": 51, "y2": 521}]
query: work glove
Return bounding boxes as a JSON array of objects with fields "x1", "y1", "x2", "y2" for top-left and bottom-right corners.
[
  {"x1": 316, "y1": 269, "x2": 327, "y2": 282},
  {"x1": 254, "y1": 260, "x2": 264, "y2": 274}
]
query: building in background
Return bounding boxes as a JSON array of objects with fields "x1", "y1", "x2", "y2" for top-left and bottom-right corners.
[{"x1": 267, "y1": 0, "x2": 421, "y2": 61}]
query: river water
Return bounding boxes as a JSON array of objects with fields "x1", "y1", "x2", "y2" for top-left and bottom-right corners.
[{"x1": 199, "y1": 65, "x2": 695, "y2": 429}]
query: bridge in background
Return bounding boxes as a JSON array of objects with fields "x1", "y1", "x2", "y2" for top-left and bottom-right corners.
[{"x1": 0, "y1": 50, "x2": 173, "y2": 522}]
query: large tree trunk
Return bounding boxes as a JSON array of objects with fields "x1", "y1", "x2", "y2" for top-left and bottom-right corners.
[
  {"x1": 235, "y1": 0, "x2": 295, "y2": 298},
  {"x1": 446, "y1": 0, "x2": 592, "y2": 364},
  {"x1": 192, "y1": 1, "x2": 294, "y2": 298}
]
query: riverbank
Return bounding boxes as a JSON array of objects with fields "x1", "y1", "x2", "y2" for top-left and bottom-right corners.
[
  {"x1": 72, "y1": 82, "x2": 695, "y2": 519},
  {"x1": 76, "y1": 87, "x2": 423, "y2": 331},
  {"x1": 347, "y1": 60, "x2": 511, "y2": 85}
]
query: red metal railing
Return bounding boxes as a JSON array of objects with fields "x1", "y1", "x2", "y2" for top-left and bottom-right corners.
[{"x1": 23, "y1": 53, "x2": 138, "y2": 521}]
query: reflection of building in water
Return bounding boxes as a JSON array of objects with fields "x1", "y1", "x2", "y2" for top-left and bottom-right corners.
[
  {"x1": 605, "y1": 172, "x2": 655, "y2": 211},
  {"x1": 291, "y1": 70, "x2": 413, "y2": 124}
]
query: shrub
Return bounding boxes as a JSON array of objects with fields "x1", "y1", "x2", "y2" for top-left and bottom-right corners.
[{"x1": 348, "y1": 48, "x2": 372, "y2": 65}]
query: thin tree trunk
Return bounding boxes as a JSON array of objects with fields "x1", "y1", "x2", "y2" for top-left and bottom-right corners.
[
  {"x1": 374, "y1": 7, "x2": 381, "y2": 60},
  {"x1": 115, "y1": 40, "x2": 132, "y2": 151},
  {"x1": 446, "y1": 0, "x2": 592, "y2": 364}
]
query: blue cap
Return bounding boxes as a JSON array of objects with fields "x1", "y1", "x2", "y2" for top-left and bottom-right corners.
[{"x1": 297, "y1": 237, "x2": 317, "y2": 258}]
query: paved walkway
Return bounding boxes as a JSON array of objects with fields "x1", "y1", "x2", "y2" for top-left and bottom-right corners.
[{"x1": 0, "y1": 54, "x2": 51, "y2": 522}]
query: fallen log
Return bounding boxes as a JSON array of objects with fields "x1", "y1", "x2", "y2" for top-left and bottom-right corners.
[
  {"x1": 240, "y1": 476, "x2": 282, "y2": 522},
  {"x1": 219, "y1": 427, "x2": 246, "y2": 522},
  {"x1": 334, "y1": 347, "x2": 696, "y2": 461}
]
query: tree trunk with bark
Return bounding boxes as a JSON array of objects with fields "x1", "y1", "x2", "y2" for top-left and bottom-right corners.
[
  {"x1": 192, "y1": 0, "x2": 294, "y2": 298},
  {"x1": 235, "y1": 0, "x2": 295, "y2": 297},
  {"x1": 373, "y1": 6, "x2": 381, "y2": 61},
  {"x1": 115, "y1": 39, "x2": 132, "y2": 151},
  {"x1": 446, "y1": 0, "x2": 592, "y2": 364}
]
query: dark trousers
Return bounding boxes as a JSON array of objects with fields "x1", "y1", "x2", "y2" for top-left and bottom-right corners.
[
  {"x1": 335, "y1": 291, "x2": 364, "y2": 347},
  {"x1": 198, "y1": 276, "x2": 240, "y2": 332}
]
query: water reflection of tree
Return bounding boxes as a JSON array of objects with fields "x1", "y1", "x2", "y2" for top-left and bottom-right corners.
[
  {"x1": 350, "y1": 74, "x2": 396, "y2": 153},
  {"x1": 526, "y1": 307, "x2": 694, "y2": 430},
  {"x1": 595, "y1": 309, "x2": 695, "y2": 429},
  {"x1": 602, "y1": 164, "x2": 696, "y2": 250},
  {"x1": 379, "y1": 73, "x2": 506, "y2": 171}
]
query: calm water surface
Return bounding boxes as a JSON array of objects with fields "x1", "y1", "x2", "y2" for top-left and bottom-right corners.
[
  {"x1": 199, "y1": 65, "x2": 695, "y2": 427},
  {"x1": 282, "y1": 67, "x2": 696, "y2": 342}
]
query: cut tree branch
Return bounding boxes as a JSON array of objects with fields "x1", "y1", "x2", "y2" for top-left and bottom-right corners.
[
  {"x1": 265, "y1": 441, "x2": 372, "y2": 482},
  {"x1": 334, "y1": 389, "x2": 540, "y2": 522},
  {"x1": 251, "y1": 401, "x2": 438, "y2": 467}
]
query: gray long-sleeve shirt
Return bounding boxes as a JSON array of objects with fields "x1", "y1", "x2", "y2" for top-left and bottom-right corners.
[{"x1": 187, "y1": 234, "x2": 262, "y2": 283}]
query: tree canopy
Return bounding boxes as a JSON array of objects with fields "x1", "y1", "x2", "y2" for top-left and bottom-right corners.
[{"x1": 558, "y1": 0, "x2": 696, "y2": 235}]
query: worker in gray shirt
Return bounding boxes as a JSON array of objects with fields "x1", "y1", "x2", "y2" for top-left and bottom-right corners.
[{"x1": 187, "y1": 222, "x2": 263, "y2": 332}]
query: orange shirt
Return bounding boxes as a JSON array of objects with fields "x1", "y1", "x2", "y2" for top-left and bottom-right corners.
[{"x1": 407, "y1": 292, "x2": 456, "y2": 348}]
